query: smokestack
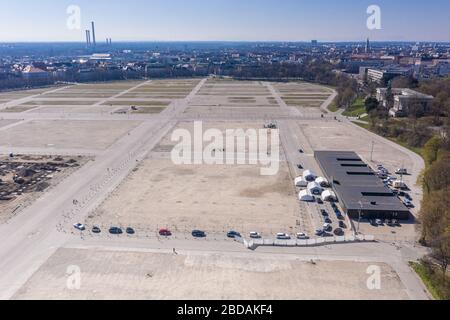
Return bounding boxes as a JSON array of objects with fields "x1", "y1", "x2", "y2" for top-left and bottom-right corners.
[
  {"x1": 91, "y1": 21, "x2": 96, "y2": 46},
  {"x1": 85, "y1": 30, "x2": 91, "y2": 46}
]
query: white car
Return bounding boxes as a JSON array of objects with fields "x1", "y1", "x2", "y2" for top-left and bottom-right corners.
[
  {"x1": 73, "y1": 223, "x2": 86, "y2": 231},
  {"x1": 396, "y1": 168, "x2": 408, "y2": 175},
  {"x1": 276, "y1": 233, "x2": 291, "y2": 240},
  {"x1": 249, "y1": 231, "x2": 262, "y2": 239},
  {"x1": 297, "y1": 233, "x2": 309, "y2": 240}
]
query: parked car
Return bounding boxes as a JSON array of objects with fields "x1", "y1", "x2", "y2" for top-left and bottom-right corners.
[
  {"x1": 404, "y1": 193, "x2": 412, "y2": 201},
  {"x1": 334, "y1": 228, "x2": 344, "y2": 236},
  {"x1": 321, "y1": 209, "x2": 329, "y2": 216},
  {"x1": 370, "y1": 219, "x2": 378, "y2": 226},
  {"x1": 297, "y1": 233, "x2": 309, "y2": 240},
  {"x1": 316, "y1": 198, "x2": 324, "y2": 204},
  {"x1": 159, "y1": 229, "x2": 172, "y2": 236},
  {"x1": 298, "y1": 149, "x2": 304, "y2": 154},
  {"x1": 378, "y1": 173, "x2": 388, "y2": 179},
  {"x1": 73, "y1": 223, "x2": 86, "y2": 231},
  {"x1": 249, "y1": 231, "x2": 262, "y2": 239},
  {"x1": 92, "y1": 226, "x2": 101, "y2": 234},
  {"x1": 297, "y1": 164, "x2": 304, "y2": 169},
  {"x1": 315, "y1": 229, "x2": 324, "y2": 236},
  {"x1": 404, "y1": 200, "x2": 415, "y2": 208},
  {"x1": 323, "y1": 223, "x2": 332, "y2": 232},
  {"x1": 324, "y1": 217, "x2": 332, "y2": 224},
  {"x1": 109, "y1": 227, "x2": 123, "y2": 235},
  {"x1": 375, "y1": 219, "x2": 384, "y2": 226},
  {"x1": 227, "y1": 231, "x2": 242, "y2": 238},
  {"x1": 126, "y1": 227, "x2": 135, "y2": 235},
  {"x1": 395, "y1": 168, "x2": 408, "y2": 175},
  {"x1": 393, "y1": 220, "x2": 401, "y2": 227},
  {"x1": 339, "y1": 221, "x2": 346, "y2": 229},
  {"x1": 192, "y1": 230, "x2": 206, "y2": 238},
  {"x1": 276, "y1": 233, "x2": 291, "y2": 240}
]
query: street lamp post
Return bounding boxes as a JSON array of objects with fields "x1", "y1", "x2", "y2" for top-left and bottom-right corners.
[{"x1": 358, "y1": 201, "x2": 363, "y2": 235}]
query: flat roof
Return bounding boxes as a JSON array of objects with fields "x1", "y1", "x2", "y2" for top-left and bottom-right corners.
[{"x1": 315, "y1": 151, "x2": 410, "y2": 214}]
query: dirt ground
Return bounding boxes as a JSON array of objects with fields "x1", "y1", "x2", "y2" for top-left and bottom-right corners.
[
  {"x1": 88, "y1": 159, "x2": 299, "y2": 236},
  {"x1": 0, "y1": 120, "x2": 142, "y2": 150},
  {"x1": 0, "y1": 119, "x2": 19, "y2": 129},
  {"x1": 0, "y1": 155, "x2": 90, "y2": 223},
  {"x1": 273, "y1": 82, "x2": 333, "y2": 109},
  {"x1": 153, "y1": 121, "x2": 275, "y2": 152},
  {"x1": 190, "y1": 79, "x2": 274, "y2": 109},
  {"x1": 13, "y1": 248, "x2": 409, "y2": 300}
]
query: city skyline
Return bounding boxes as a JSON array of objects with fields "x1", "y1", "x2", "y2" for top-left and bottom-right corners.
[{"x1": 0, "y1": 0, "x2": 449, "y2": 42}]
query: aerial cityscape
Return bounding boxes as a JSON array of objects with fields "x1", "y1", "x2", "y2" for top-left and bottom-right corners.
[{"x1": 0, "y1": 0, "x2": 449, "y2": 305}]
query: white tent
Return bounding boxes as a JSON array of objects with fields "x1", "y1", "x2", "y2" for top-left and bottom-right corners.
[
  {"x1": 299, "y1": 190, "x2": 315, "y2": 202},
  {"x1": 321, "y1": 190, "x2": 337, "y2": 202},
  {"x1": 294, "y1": 177, "x2": 308, "y2": 188},
  {"x1": 315, "y1": 177, "x2": 330, "y2": 188},
  {"x1": 307, "y1": 182, "x2": 323, "y2": 195},
  {"x1": 303, "y1": 170, "x2": 317, "y2": 182}
]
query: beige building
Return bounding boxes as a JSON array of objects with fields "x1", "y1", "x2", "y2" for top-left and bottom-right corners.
[{"x1": 376, "y1": 88, "x2": 434, "y2": 117}]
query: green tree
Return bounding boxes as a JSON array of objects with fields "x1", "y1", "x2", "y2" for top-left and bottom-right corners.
[
  {"x1": 364, "y1": 97, "x2": 379, "y2": 113},
  {"x1": 420, "y1": 188, "x2": 450, "y2": 283},
  {"x1": 423, "y1": 136, "x2": 443, "y2": 166},
  {"x1": 423, "y1": 158, "x2": 450, "y2": 193}
]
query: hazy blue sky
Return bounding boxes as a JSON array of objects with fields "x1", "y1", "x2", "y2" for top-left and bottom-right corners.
[{"x1": 0, "y1": 0, "x2": 449, "y2": 42}]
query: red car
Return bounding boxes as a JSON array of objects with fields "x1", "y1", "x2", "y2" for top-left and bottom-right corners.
[{"x1": 159, "y1": 229, "x2": 172, "y2": 236}]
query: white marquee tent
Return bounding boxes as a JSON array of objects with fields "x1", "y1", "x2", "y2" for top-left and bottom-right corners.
[
  {"x1": 303, "y1": 170, "x2": 317, "y2": 182},
  {"x1": 321, "y1": 190, "x2": 337, "y2": 202},
  {"x1": 315, "y1": 177, "x2": 330, "y2": 188},
  {"x1": 294, "y1": 177, "x2": 308, "y2": 188},
  {"x1": 299, "y1": 190, "x2": 315, "y2": 202},
  {"x1": 307, "y1": 182, "x2": 323, "y2": 195}
]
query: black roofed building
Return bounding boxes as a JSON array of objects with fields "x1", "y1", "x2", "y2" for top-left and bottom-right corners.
[{"x1": 315, "y1": 151, "x2": 410, "y2": 220}]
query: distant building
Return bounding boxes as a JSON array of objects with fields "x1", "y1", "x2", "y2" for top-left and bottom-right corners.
[
  {"x1": 21, "y1": 65, "x2": 49, "y2": 80},
  {"x1": 89, "y1": 53, "x2": 112, "y2": 61},
  {"x1": 367, "y1": 66, "x2": 412, "y2": 84},
  {"x1": 376, "y1": 88, "x2": 434, "y2": 118}
]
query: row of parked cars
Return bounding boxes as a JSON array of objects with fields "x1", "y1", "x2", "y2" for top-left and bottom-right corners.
[
  {"x1": 370, "y1": 219, "x2": 401, "y2": 227},
  {"x1": 377, "y1": 164, "x2": 415, "y2": 209},
  {"x1": 73, "y1": 224, "x2": 315, "y2": 241},
  {"x1": 315, "y1": 203, "x2": 346, "y2": 237},
  {"x1": 73, "y1": 224, "x2": 138, "y2": 235}
]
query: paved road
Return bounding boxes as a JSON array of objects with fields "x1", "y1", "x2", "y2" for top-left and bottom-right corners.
[{"x1": 320, "y1": 89, "x2": 338, "y2": 113}]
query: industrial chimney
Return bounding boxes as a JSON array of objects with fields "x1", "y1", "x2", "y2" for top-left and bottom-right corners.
[
  {"x1": 91, "y1": 21, "x2": 96, "y2": 46},
  {"x1": 85, "y1": 30, "x2": 91, "y2": 46}
]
